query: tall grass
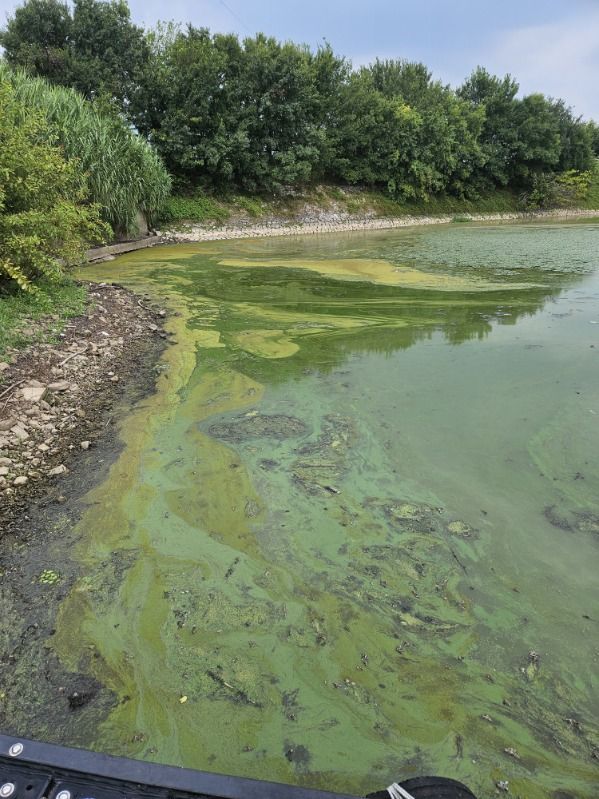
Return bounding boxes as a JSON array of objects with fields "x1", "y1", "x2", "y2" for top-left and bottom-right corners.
[{"x1": 0, "y1": 62, "x2": 171, "y2": 235}]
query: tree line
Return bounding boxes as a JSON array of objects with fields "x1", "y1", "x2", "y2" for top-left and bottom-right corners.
[{"x1": 2, "y1": 0, "x2": 598, "y2": 203}]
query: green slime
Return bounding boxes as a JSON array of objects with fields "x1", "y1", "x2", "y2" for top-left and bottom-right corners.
[{"x1": 61, "y1": 223, "x2": 599, "y2": 798}]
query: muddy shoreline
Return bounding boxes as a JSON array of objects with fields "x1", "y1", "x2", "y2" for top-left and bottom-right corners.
[{"x1": 0, "y1": 283, "x2": 168, "y2": 745}]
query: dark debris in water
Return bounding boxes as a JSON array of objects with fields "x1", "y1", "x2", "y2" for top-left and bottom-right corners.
[
  {"x1": 208, "y1": 413, "x2": 308, "y2": 442},
  {"x1": 291, "y1": 414, "x2": 354, "y2": 494},
  {"x1": 544, "y1": 505, "x2": 599, "y2": 536},
  {"x1": 284, "y1": 740, "x2": 311, "y2": 769}
]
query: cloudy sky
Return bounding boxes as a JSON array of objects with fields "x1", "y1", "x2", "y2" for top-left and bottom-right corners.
[{"x1": 1, "y1": 0, "x2": 598, "y2": 119}]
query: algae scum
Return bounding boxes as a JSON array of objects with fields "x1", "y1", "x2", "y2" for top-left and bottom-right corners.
[{"x1": 60, "y1": 223, "x2": 598, "y2": 797}]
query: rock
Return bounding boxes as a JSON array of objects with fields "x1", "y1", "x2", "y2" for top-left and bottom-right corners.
[
  {"x1": 13, "y1": 475, "x2": 28, "y2": 486},
  {"x1": 47, "y1": 380, "x2": 71, "y2": 392},
  {"x1": 20, "y1": 385, "x2": 47, "y2": 403},
  {"x1": 0, "y1": 467, "x2": 9, "y2": 477},
  {"x1": 48, "y1": 464, "x2": 68, "y2": 476},
  {"x1": 0, "y1": 457, "x2": 12, "y2": 466},
  {"x1": 11, "y1": 424, "x2": 29, "y2": 440},
  {"x1": 37, "y1": 443, "x2": 50, "y2": 452},
  {"x1": 0, "y1": 418, "x2": 16, "y2": 432},
  {"x1": 80, "y1": 441, "x2": 91, "y2": 450},
  {"x1": 0, "y1": 362, "x2": 10, "y2": 372}
]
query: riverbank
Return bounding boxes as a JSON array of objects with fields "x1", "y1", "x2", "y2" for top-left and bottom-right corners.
[
  {"x1": 0, "y1": 281, "x2": 171, "y2": 743},
  {"x1": 162, "y1": 206, "x2": 599, "y2": 243},
  {"x1": 0, "y1": 283, "x2": 168, "y2": 509}
]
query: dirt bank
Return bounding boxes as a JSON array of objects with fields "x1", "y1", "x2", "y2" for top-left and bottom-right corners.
[
  {"x1": 162, "y1": 207, "x2": 599, "y2": 243},
  {"x1": 0, "y1": 282, "x2": 169, "y2": 744}
]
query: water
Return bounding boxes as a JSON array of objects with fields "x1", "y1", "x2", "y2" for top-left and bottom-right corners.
[{"x1": 67, "y1": 222, "x2": 599, "y2": 798}]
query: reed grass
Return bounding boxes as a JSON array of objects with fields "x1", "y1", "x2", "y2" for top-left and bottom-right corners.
[{"x1": 0, "y1": 62, "x2": 171, "y2": 234}]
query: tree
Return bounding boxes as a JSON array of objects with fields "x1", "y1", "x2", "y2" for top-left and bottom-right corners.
[
  {"x1": 130, "y1": 29, "x2": 346, "y2": 192},
  {"x1": 458, "y1": 67, "x2": 520, "y2": 187},
  {"x1": 0, "y1": 0, "x2": 72, "y2": 83},
  {"x1": 69, "y1": 0, "x2": 149, "y2": 103},
  {"x1": 327, "y1": 72, "x2": 421, "y2": 192},
  {"x1": 352, "y1": 60, "x2": 484, "y2": 199},
  {"x1": 0, "y1": 0, "x2": 149, "y2": 109},
  {"x1": 511, "y1": 93, "x2": 562, "y2": 181},
  {"x1": 551, "y1": 100, "x2": 594, "y2": 172},
  {"x1": 587, "y1": 121, "x2": 599, "y2": 157}
]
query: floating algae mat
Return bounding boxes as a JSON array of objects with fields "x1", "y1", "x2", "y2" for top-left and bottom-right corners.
[{"x1": 60, "y1": 222, "x2": 598, "y2": 798}]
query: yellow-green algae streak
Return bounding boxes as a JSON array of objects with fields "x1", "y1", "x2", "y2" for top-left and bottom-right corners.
[{"x1": 62, "y1": 223, "x2": 598, "y2": 798}]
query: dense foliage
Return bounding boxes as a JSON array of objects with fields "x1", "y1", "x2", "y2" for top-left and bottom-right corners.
[
  {"x1": 0, "y1": 76, "x2": 108, "y2": 292},
  {"x1": 0, "y1": 62, "x2": 171, "y2": 234},
  {"x1": 1, "y1": 0, "x2": 597, "y2": 204},
  {"x1": 0, "y1": 0, "x2": 148, "y2": 109}
]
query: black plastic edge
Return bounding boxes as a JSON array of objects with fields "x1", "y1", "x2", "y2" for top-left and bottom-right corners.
[{"x1": 0, "y1": 734, "x2": 359, "y2": 799}]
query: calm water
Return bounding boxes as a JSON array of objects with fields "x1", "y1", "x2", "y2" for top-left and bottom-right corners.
[{"x1": 69, "y1": 222, "x2": 599, "y2": 798}]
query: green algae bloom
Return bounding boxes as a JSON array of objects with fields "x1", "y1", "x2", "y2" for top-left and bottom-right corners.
[{"x1": 49, "y1": 221, "x2": 599, "y2": 799}]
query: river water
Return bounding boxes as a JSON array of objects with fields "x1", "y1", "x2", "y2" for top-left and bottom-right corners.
[{"x1": 70, "y1": 221, "x2": 598, "y2": 798}]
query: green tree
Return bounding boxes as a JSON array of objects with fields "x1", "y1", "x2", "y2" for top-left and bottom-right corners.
[
  {"x1": 352, "y1": 60, "x2": 484, "y2": 199},
  {"x1": 0, "y1": 0, "x2": 72, "y2": 83},
  {"x1": 327, "y1": 71, "x2": 421, "y2": 193},
  {"x1": 131, "y1": 29, "x2": 346, "y2": 192},
  {"x1": 587, "y1": 121, "x2": 599, "y2": 156},
  {"x1": 458, "y1": 67, "x2": 520, "y2": 187},
  {"x1": 0, "y1": 0, "x2": 148, "y2": 109},
  {"x1": 551, "y1": 100, "x2": 594, "y2": 172},
  {"x1": 511, "y1": 93, "x2": 562, "y2": 181},
  {"x1": 69, "y1": 0, "x2": 149, "y2": 103}
]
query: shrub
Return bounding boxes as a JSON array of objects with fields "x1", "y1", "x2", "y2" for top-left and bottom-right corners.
[
  {"x1": 523, "y1": 169, "x2": 592, "y2": 210},
  {"x1": 0, "y1": 62, "x2": 171, "y2": 234},
  {"x1": 0, "y1": 77, "x2": 109, "y2": 291},
  {"x1": 160, "y1": 194, "x2": 229, "y2": 225},
  {"x1": 232, "y1": 195, "x2": 265, "y2": 218}
]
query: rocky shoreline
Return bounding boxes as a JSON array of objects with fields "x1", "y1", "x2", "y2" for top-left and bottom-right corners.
[
  {"x1": 162, "y1": 206, "x2": 599, "y2": 243},
  {"x1": 0, "y1": 282, "x2": 167, "y2": 514},
  {"x1": 0, "y1": 281, "x2": 170, "y2": 744}
]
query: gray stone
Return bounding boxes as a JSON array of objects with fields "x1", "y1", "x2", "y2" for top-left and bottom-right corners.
[
  {"x1": 11, "y1": 425, "x2": 29, "y2": 440},
  {"x1": 48, "y1": 464, "x2": 68, "y2": 476},
  {"x1": 20, "y1": 385, "x2": 47, "y2": 403},
  {"x1": 47, "y1": 380, "x2": 71, "y2": 392}
]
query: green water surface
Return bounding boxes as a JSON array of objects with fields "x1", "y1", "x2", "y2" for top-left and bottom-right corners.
[{"x1": 68, "y1": 222, "x2": 599, "y2": 798}]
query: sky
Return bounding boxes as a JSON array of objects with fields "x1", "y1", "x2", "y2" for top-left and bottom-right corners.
[{"x1": 1, "y1": 0, "x2": 598, "y2": 119}]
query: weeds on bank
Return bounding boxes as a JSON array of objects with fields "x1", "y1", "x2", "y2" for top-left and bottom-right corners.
[{"x1": 0, "y1": 279, "x2": 86, "y2": 363}]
